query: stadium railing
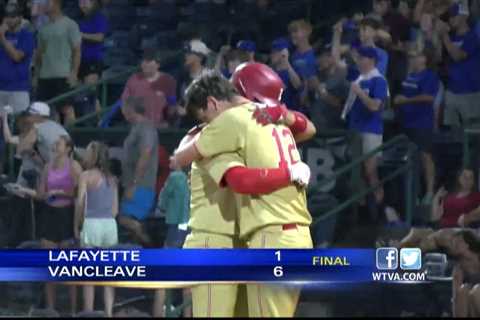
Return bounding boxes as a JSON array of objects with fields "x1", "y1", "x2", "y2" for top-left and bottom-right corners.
[{"x1": 311, "y1": 134, "x2": 418, "y2": 228}]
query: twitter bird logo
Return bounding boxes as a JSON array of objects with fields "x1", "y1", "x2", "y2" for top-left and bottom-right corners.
[{"x1": 400, "y1": 248, "x2": 422, "y2": 270}]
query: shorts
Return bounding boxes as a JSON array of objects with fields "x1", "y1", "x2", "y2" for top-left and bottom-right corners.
[
  {"x1": 361, "y1": 133, "x2": 383, "y2": 156},
  {"x1": 164, "y1": 225, "x2": 189, "y2": 248},
  {"x1": 444, "y1": 91, "x2": 480, "y2": 127},
  {"x1": 404, "y1": 128, "x2": 434, "y2": 154},
  {"x1": 81, "y1": 218, "x2": 118, "y2": 248},
  {"x1": 79, "y1": 60, "x2": 104, "y2": 80},
  {"x1": 39, "y1": 205, "x2": 74, "y2": 243},
  {"x1": 36, "y1": 78, "x2": 71, "y2": 106},
  {"x1": 120, "y1": 187, "x2": 156, "y2": 221},
  {"x1": 0, "y1": 91, "x2": 30, "y2": 114}
]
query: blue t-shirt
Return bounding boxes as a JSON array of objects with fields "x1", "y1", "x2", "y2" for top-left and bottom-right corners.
[
  {"x1": 0, "y1": 28, "x2": 35, "y2": 92},
  {"x1": 291, "y1": 48, "x2": 317, "y2": 80},
  {"x1": 276, "y1": 68, "x2": 302, "y2": 111},
  {"x1": 348, "y1": 76, "x2": 388, "y2": 134},
  {"x1": 447, "y1": 30, "x2": 480, "y2": 94},
  {"x1": 400, "y1": 69, "x2": 440, "y2": 129},
  {"x1": 475, "y1": 21, "x2": 480, "y2": 40},
  {"x1": 79, "y1": 11, "x2": 109, "y2": 63}
]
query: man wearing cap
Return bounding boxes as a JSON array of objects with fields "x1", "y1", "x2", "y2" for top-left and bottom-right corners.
[
  {"x1": 269, "y1": 37, "x2": 303, "y2": 109},
  {"x1": 121, "y1": 49, "x2": 177, "y2": 128},
  {"x1": 436, "y1": 2, "x2": 480, "y2": 128},
  {"x1": 0, "y1": 3, "x2": 35, "y2": 115},
  {"x1": 344, "y1": 47, "x2": 388, "y2": 206},
  {"x1": 21, "y1": 102, "x2": 69, "y2": 165},
  {"x1": 176, "y1": 39, "x2": 211, "y2": 128},
  {"x1": 236, "y1": 40, "x2": 256, "y2": 62}
]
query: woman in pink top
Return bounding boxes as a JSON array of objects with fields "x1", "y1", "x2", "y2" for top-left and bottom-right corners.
[{"x1": 21, "y1": 135, "x2": 83, "y2": 315}]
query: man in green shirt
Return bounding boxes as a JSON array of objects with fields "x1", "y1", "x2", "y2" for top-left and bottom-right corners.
[{"x1": 35, "y1": 0, "x2": 81, "y2": 124}]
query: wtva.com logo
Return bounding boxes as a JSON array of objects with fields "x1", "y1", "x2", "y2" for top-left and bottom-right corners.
[
  {"x1": 376, "y1": 248, "x2": 422, "y2": 270},
  {"x1": 373, "y1": 248, "x2": 426, "y2": 283}
]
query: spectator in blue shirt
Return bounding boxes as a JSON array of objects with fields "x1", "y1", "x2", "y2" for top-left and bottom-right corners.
[
  {"x1": 78, "y1": 0, "x2": 108, "y2": 83},
  {"x1": 437, "y1": 3, "x2": 480, "y2": 128},
  {"x1": 346, "y1": 47, "x2": 388, "y2": 205},
  {"x1": 269, "y1": 38, "x2": 302, "y2": 110},
  {"x1": 288, "y1": 19, "x2": 320, "y2": 108},
  {"x1": 236, "y1": 40, "x2": 256, "y2": 62},
  {"x1": 394, "y1": 48, "x2": 440, "y2": 204},
  {"x1": 0, "y1": 3, "x2": 35, "y2": 115},
  {"x1": 77, "y1": 0, "x2": 108, "y2": 118}
]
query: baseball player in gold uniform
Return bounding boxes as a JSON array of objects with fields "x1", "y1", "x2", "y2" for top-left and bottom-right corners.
[{"x1": 172, "y1": 65, "x2": 316, "y2": 317}]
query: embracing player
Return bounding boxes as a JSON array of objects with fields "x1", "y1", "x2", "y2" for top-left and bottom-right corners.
[{"x1": 172, "y1": 63, "x2": 316, "y2": 317}]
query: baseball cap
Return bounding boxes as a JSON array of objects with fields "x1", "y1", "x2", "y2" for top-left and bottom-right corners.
[
  {"x1": 27, "y1": 102, "x2": 50, "y2": 117},
  {"x1": 184, "y1": 39, "x2": 211, "y2": 57},
  {"x1": 357, "y1": 46, "x2": 378, "y2": 62},
  {"x1": 271, "y1": 38, "x2": 290, "y2": 52},
  {"x1": 142, "y1": 48, "x2": 160, "y2": 63},
  {"x1": 237, "y1": 40, "x2": 256, "y2": 53},
  {"x1": 449, "y1": 3, "x2": 469, "y2": 17},
  {"x1": 4, "y1": 3, "x2": 21, "y2": 17}
]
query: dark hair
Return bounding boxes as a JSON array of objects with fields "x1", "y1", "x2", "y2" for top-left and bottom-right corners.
[
  {"x1": 123, "y1": 96, "x2": 146, "y2": 115},
  {"x1": 454, "y1": 167, "x2": 475, "y2": 193},
  {"x1": 88, "y1": 141, "x2": 112, "y2": 181},
  {"x1": 359, "y1": 18, "x2": 382, "y2": 30},
  {"x1": 184, "y1": 70, "x2": 238, "y2": 118},
  {"x1": 455, "y1": 230, "x2": 480, "y2": 255}
]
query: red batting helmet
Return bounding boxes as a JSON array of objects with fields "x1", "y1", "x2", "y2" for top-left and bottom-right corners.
[{"x1": 231, "y1": 63, "x2": 285, "y2": 105}]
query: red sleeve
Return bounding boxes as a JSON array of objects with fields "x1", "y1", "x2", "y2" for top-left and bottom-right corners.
[
  {"x1": 289, "y1": 111, "x2": 308, "y2": 135},
  {"x1": 223, "y1": 166, "x2": 290, "y2": 195}
]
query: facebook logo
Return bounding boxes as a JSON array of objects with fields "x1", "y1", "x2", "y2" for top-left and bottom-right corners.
[
  {"x1": 376, "y1": 248, "x2": 398, "y2": 270},
  {"x1": 400, "y1": 248, "x2": 422, "y2": 270}
]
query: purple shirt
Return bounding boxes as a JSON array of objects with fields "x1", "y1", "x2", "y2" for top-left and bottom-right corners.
[{"x1": 78, "y1": 11, "x2": 108, "y2": 62}]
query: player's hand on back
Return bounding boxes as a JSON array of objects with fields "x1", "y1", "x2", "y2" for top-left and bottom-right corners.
[
  {"x1": 252, "y1": 103, "x2": 288, "y2": 126},
  {"x1": 288, "y1": 161, "x2": 311, "y2": 188}
]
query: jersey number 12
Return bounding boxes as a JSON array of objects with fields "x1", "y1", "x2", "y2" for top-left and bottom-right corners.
[{"x1": 272, "y1": 128, "x2": 299, "y2": 169}]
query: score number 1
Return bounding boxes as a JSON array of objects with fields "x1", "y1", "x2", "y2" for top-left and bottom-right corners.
[{"x1": 274, "y1": 251, "x2": 284, "y2": 278}]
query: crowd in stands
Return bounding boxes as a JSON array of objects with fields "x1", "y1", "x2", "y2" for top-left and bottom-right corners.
[{"x1": 1, "y1": 0, "x2": 480, "y2": 317}]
